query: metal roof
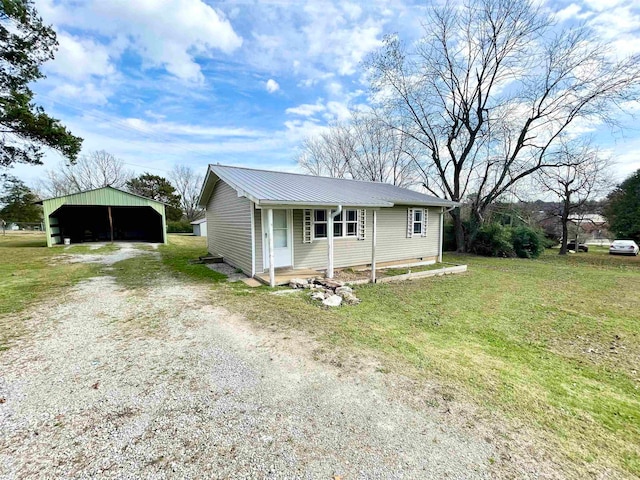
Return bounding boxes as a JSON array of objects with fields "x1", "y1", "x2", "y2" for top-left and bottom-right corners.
[
  {"x1": 38, "y1": 186, "x2": 165, "y2": 216},
  {"x1": 190, "y1": 218, "x2": 207, "y2": 225},
  {"x1": 199, "y1": 164, "x2": 459, "y2": 208}
]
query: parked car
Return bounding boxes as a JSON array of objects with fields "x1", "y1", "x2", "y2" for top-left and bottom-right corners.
[
  {"x1": 609, "y1": 240, "x2": 639, "y2": 256},
  {"x1": 566, "y1": 240, "x2": 588, "y2": 252}
]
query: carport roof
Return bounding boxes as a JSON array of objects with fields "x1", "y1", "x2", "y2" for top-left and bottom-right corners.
[{"x1": 36, "y1": 186, "x2": 166, "y2": 206}]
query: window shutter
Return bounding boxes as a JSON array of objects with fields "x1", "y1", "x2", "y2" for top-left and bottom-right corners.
[
  {"x1": 407, "y1": 208, "x2": 414, "y2": 238},
  {"x1": 357, "y1": 209, "x2": 366, "y2": 240},
  {"x1": 303, "y1": 209, "x2": 312, "y2": 244},
  {"x1": 421, "y1": 208, "x2": 428, "y2": 237}
]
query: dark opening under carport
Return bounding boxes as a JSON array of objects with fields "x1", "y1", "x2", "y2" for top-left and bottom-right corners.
[{"x1": 52, "y1": 205, "x2": 164, "y2": 243}]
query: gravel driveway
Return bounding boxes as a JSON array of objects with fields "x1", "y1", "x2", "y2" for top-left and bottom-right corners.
[{"x1": 0, "y1": 248, "x2": 497, "y2": 479}]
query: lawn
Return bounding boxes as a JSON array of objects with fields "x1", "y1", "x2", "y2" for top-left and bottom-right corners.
[
  {"x1": 220, "y1": 245, "x2": 640, "y2": 478},
  {"x1": 2, "y1": 233, "x2": 638, "y2": 476}
]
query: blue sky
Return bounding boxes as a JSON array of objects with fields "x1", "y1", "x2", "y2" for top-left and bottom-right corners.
[{"x1": 11, "y1": 0, "x2": 640, "y2": 187}]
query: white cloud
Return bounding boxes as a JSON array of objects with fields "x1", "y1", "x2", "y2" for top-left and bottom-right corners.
[
  {"x1": 46, "y1": 33, "x2": 115, "y2": 80},
  {"x1": 265, "y1": 79, "x2": 280, "y2": 93},
  {"x1": 36, "y1": 0, "x2": 243, "y2": 83},
  {"x1": 554, "y1": 4, "x2": 584, "y2": 22},
  {"x1": 49, "y1": 82, "x2": 111, "y2": 105},
  {"x1": 285, "y1": 101, "x2": 326, "y2": 117}
]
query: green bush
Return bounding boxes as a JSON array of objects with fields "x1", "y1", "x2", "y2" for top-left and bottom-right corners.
[
  {"x1": 511, "y1": 226, "x2": 545, "y2": 259},
  {"x1": 443, "y1": 224, "x2": 457, "y2": 251},
  {"x1": 167, "y1": 220, "x2": 192, "y2": 233},
  {"x1": 472, "y1": 223, "x2": 515, "y2": 257}
]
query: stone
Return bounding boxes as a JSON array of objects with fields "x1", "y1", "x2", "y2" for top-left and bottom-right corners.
[
  {"x1": 323, "y1": 279, "x2": 344, "y2": 289},
  {"x1": 289, "y1": 278, "x2": 309, "y2": 289},
  {"x1": 335, "y1": 286, "x2": 353, "y2": 296},
  {"x1": 310, "y1": 292, "x2": 325, "y2": 301},
  {"x1": 322, "y1": 295, "x2": 343, "y2": 307},
  {"x1": 341, "y1": 292, "x2": 361, "y2": 305}
]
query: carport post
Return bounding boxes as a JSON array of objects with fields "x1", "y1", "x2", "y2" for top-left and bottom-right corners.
[{"x1": 107, "y1": 206, "x2": 114, "y2": 242}]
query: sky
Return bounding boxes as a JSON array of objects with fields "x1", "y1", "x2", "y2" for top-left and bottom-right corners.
[{"x1": 9, "y1": 0, "x2": 640, "y2": 188}]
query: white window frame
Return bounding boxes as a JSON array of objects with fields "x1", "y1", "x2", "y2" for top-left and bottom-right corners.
[
  {"x1": 312, "y1": 208, "x2": 359, "y2": 240},
  {"x1": 413, "y1": 208, "x2": 424, "y2": 236},
  {"x1": 313, "y1": 209, "x2": 328, "y2": 239}
]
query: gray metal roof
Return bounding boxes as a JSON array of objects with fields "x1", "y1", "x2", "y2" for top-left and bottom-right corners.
[
  {"x1": 200, "y1": 164, "x2": 459, "y2": 208},
  {"x1": 190, "y1": 217, "x2": 207, "y2": 225}
]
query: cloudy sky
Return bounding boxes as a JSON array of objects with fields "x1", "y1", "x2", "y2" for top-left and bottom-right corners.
[{"x1": 11, "y1": 0, "x2": 640, "y2": 186}]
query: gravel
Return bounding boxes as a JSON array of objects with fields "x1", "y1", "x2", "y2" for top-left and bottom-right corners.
[{"x1": 0, "y1": 256, "x2": 498, "y2": 478}]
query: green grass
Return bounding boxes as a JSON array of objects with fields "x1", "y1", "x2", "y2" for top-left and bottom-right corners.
[
  {"x1": 220, "y1": 246, "x2": 640, "y2": 477},
  {"x1": 2, "y1": 233, "x2": 639, "y2": 476},
  {"x1": 109, "y1": 234, "x2": 227, "y2": 289},
  {"x1": 0, "y1": 233, "x2": 100, "y2": 350}
]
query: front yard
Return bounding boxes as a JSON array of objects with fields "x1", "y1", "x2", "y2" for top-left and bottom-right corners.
[{"x1": 1, "y1": 233, "x2": 638, "y2": 477}]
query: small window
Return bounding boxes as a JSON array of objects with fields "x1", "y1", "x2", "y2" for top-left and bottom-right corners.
[
  {"x1": 314, "y1": 210, "x2": 327, "y2": 238},
  {"x1": 413, "y1": 209, "x2": 423, "y2": 235}
]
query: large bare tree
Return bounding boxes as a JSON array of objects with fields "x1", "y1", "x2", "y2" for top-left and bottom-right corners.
[
  {"x1": 366, "y1": 0, "x2": 640, "y2": 251},
  {"x1": 170, "y1": 164, "x2": 203, "y2": 222},
  {"x1": 298, "y1": 112, "x2": 419, "y2": 187},
  {"x1": 536, "y1": 139, "x2": 612, "y2": 255},
  {"x1": 38, "y1": 150, "x2": 133, "y2": 197}
]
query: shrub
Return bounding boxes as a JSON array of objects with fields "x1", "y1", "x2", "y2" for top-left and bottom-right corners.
[
  {"x1": 167, "y1": 220, "x2": 192, "y2": 233},
  {"x1": 443, "y1": 224, "x2": 457, "y2": 251},
  {"x1": 472, "y1": 223, "x2": 515, "y2": 257},
  {"x1": 511, "y1": 226, "x2": 545, "y2": 259}
]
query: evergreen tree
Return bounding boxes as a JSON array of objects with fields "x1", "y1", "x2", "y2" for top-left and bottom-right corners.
[
  {"x1": 0, "y1": 0, "x2": 82, "y2": 167},
  {"x1": 0, "y1": 175, "x2": 41, "y2": 222},
  {"x1": 604, "y1": 169, "x2": 640, "y2": 242},
  {"x1": 126, "y1": 173, "x2": 183, "y2": 221}
]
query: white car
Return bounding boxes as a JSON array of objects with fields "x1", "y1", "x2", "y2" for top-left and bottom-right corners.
[{"x1": 609, "y1": 240, "x2": 639, "y2": 256}]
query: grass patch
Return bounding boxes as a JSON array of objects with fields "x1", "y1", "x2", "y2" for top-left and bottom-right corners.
[
  {"x1": 109, "y1": 234, "x2": 226, "y2": 289},
  {"x1": 223, "y1": 245, "x2": 640, "y2": 477},
  {"x1": 0, "y1": 233, "x2": 99, "y2": 349}
]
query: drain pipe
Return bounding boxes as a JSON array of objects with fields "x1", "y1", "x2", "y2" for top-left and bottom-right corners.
[
  {"x1": 327, "y1": 205, "x2": 343, "y2": 279},
  {"x1": 439, "y1": 205, "x2": 456, "y2": 263}
]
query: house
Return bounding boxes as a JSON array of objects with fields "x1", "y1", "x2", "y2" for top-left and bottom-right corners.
[
  {"x1": 190, "y1": 217, "x2": 207, "y2": 237},
  {"x1": 37, "y1": 186, "x2": 167, "y2": 247},
  {"x1": 198, "y1": 165, "x2": 459, "y2": 286}
]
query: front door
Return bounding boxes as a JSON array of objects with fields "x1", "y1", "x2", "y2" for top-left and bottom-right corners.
[{"x1": 263, "y1": 209, "x2": 292, "y2": 269}]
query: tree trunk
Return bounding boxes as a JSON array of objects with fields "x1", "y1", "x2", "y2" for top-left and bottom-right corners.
[
  {"x1": 450, "y1": 208, "x2": 466, "y2": 253},
  {"x1": 559, "y1": 197, "x2": 570, "y2": 255}
]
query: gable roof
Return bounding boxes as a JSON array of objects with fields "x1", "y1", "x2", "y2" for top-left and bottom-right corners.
[
  {"x1": 198, "y1": 164, "x2": 459, "y2": 208},
  {"x1": 36, "y1": 186, "x2": 166, "y2": 206}
]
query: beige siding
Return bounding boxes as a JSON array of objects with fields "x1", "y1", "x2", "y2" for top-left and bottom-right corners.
[
  {"x1": 375, "y1": 207, "x2": 440, "y2": 263},
  {"x1": 206, "y1": 180, "x2": 252, "y2": 274},
  {"x1": 257, "y1": 206, "x2": 442, "y2": 272},
  {"x1": 254, "y1": 206, "x2": 263, "y2": 272}
]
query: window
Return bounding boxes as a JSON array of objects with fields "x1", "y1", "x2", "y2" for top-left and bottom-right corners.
[
  {"x1": 314, "y1": 209, "x2": 327, "y2": 238},
  {"x1": 407, "y1": 207, "x2": 427, "y2": 238},
  {"x1": 413, "y1": 209, "x2": 423, "y2": 235},
  {"x1": 313, "y1": 209, "x2": 359, "y2": 239}
]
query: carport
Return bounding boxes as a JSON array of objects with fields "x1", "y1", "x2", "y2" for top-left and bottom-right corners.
[{"x1": 39, "y1": 187, "x2": 167, "y2": 247}]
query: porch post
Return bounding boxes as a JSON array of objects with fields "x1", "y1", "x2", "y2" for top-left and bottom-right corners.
[
  {"x1": 438, "y1": 207, "x2": 444, "y2": 263},
  {"x1": 267, "y1": 208, "x2": 275, "y2": 287},
  {"x1": 327, "y1": 208, "x2": 334, "y2": 278},
  {"x1": 371, "y1": 209, "x2": 377, "y2": 283}
]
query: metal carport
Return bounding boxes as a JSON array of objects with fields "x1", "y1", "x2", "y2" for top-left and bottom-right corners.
[{"x1": 38, "y1": 187, "x2": 167, "y2": 247}]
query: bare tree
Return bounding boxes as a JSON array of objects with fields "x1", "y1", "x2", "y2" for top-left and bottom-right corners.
[
  {"x1": 298, "y1": 112, "x2": 419, "y2": 187},
  {"x1": 366, "y1": 0, "x2": 640, "y2": 251},
  {"x1": 37, "y1": 150, "x2": 133, "y2": 197},
  {"x1": 170, "y1": 165, "x2": 203, "y2": 222},
  {"x1": 536, "y1": 139, "x2": 612, "y2": 255}
]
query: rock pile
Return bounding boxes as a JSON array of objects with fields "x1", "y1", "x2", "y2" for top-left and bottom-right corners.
[{"x1": 288, "y1": 278, "x2": 361, "y2": 307}]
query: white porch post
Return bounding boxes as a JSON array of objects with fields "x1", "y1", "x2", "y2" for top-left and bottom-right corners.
[
  {"x1": 327, "y1": 208, "x2": 334, "y2": 278},
  {"x1": 371, "y1": 209, "x2": 377, "y2": 283},
  {"x1": 267, "y1": 208, "x2": 275, "y2": 287},
  {"x1": 438, "y1": 207, "x2": 444, "y2": 263}
]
